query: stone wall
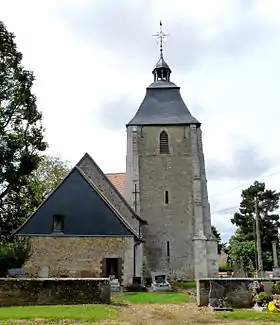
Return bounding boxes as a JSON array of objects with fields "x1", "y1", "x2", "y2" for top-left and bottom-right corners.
[
  {"x1": 127, "y1": 125, "x2": 216, "y2": 280},
  {"x1": 138, "y1": 126, "x2": 194, "y2": 280},
  {"x1": 23, "y1": 236, "x2": 134, "y2": 285},
  {"x1": 197, "y1": 278, "x2": 280, "y2": 308},
  {"x1": 0, "y1": 278, "x2": 110, "y2": 306}
]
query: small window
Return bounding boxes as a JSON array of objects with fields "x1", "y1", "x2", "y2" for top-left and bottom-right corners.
[
  {"x1": 166, "y1": 241, "x2": 170, "y2": 258},
  {"x1": 52, "y1": 214, "x2": 64, "y2": 232},
  {"x1": 164, "y1": 191, "x2": 169, "y2": 204},
  {"x1": 159, "y1": 130, "x2": 169, "y2": 154}
]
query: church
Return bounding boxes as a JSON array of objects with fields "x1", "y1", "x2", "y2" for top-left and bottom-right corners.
[{"x1": 14, "y1": 28, "x2": 218, "y2": 284}]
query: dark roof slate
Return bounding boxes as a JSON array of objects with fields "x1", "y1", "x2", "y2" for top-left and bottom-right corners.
[
  {"x1": 14, "y1": 167, "x2": 141, "y2": 239},
  {"x1": 127, "y1": 82, "x2": 200, "y2": 126}
]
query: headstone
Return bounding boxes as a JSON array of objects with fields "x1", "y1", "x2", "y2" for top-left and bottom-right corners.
[
  {"x1": 273, "y1": 267, "x2": 280, "y2": 278},
  {"x1": 38, "y1": 266, "x2": 49, "y2": 278},
  {"x1": 232, "y1": 264, "x2": 246, "y2": 277},
  {"x1": 109, "y1": 275, "x2": 121, "y2": 292}
]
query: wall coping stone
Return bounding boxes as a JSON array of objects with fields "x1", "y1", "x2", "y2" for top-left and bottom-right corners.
[
  {"x1": 198, "y1": 278, "x2": 280, "y2": 281},
  {"x1": 0, "y1": 278, "x2": 110, "y2": 281},
  {"x1": 197, "y1": 277, "x2": 280, "y2": 308}
]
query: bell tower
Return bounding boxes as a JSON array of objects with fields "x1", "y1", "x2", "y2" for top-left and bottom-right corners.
[{"x1": 124, "y1": 22, "x2": 218, "y2": 280}]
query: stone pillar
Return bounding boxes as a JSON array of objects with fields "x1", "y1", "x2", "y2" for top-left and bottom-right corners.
[
  {"x1": 206, "y1": 239, "x2": 219, "y2": 277},
  {"x1": 124, "y1": 126, "x2": 141, "y2": 215},
  {"x1": 196, "y1": 127, "x2": 218, "y2": 277},
  {"x1": 272, "y1": 241, "x2": 278, "y2": 268},
  {"x1": 190, "y1": 125, "x2": 207, "y2": 279}
]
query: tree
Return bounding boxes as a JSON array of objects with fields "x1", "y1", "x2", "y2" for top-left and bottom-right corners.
[
  {"x1": 0, "y1": 155, "x2": 70, "y2": 275},
  {"x1": 230, "y1": 181, "x2": 280, "y2": 270},
  {"x1": 0, "y1": 155, "x2": 71, "y2": 243},
  {"x1": 228, "y1": 234, "x2": 255, "y2": 274},
  {"x1": 0, "y1": 20, "x2": 47, "y2": 218},
  {"x1": 25, "y1": 155, "x2": 71, "y2": 200},
  {"x1": 211, "y1": 225, "x2": 223, "y2": 254},
  {"x1": 0, "y1": 239, "x2": 31, "y2": 276}
]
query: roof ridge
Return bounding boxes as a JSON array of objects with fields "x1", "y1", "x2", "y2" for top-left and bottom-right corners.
[{"x1": 106, "y1": 172, "x2": 126, "y2": 175}]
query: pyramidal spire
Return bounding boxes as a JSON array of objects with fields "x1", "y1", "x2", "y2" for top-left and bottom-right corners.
[{"x1": 152, "y1": 21, "x2": 172, "y2": 82}]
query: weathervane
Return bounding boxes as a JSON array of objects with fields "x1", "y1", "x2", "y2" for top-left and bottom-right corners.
[{"x1": 153, "y1": 21, "x2": 169, "y2": 58}]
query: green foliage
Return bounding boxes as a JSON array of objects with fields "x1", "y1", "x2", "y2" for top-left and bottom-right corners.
[
  {"x1": 0, "y1": 154, "x2": 69, "y2": 272},
  {"x1": 173, "y1": 281, "x2": 196, "y2": 289},
  {"x1": 228, "y1": 236, "x2": 255, "y2": 272},
  {"x1": 229, "y1": 181, "x2": 280, "y2": 270},
  {"x1": 219, "y1": 263, "x2": 231, "y2": 272},
  {"x1": 0, "y1": 20, "x2": 47, "y2": 241},
  {"x1": 0, "y1": 238, "x2": 30, "y2": 276},
  {"x1": 0, "y1": 155, "x2": 70, "y2": 243},
  {"x1": 211, "y1": 225, "x2": 226, "y2": 254},
  {"x1": 256, "y1": 291, "x2": 268, "y2": 303},
  {"x1": 272, "y1": 283, "x2": 280, "y2": 294}
]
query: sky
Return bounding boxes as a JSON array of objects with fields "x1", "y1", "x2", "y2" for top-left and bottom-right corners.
[{"x1": 1, "y1": 0, "x2": 280, "y2": 242}]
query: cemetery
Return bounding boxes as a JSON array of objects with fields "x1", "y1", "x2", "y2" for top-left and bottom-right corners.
[
  {"x1": 0, "y1": 273, "x2": 280, "y2": 324},
  {"x1": 1, "y1": 5, "x2": 280, "y2": 324}
]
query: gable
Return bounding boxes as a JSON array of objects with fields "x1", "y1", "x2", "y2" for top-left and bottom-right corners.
[
  {"x1": 77, "y1": 154, "x2": 147, "y2": 235},
  {"x1": 15, "y1": 168, "x2": 135, "y2": 237}
]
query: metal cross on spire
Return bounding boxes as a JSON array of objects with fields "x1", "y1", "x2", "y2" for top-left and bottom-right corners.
[{"x1": 153, "y1": 21, "x2": 169, "y2": 58}]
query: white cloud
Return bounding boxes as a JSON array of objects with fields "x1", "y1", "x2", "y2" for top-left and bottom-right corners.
[{"x1": 1, "y1": 0, "x2": 280, "y2": 241}]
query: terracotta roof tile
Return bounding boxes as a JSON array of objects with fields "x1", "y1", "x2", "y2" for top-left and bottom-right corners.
[{"x1": 106, "y1": 173, "x2": 126, "y2": 196}]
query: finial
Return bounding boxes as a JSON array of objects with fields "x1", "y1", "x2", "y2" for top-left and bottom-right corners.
[{"x1": 153, "y1": 21, "x2": 169, "y2": 58}]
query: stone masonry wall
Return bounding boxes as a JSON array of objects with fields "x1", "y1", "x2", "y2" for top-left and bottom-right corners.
[
  {"x1": 0, "y1": 278, "x2": 110, "y2": 306},
  {"x1": 138, "y1": 126, "x2": 195, "y2": 280},
  {"x1": 78, "y1": 155, "x2": 140, "y2": 234},
  {"x1": 23, "y1": 236, "x2": 134, "y2": 285},
  {"x1": 197, "y1": 278, "x2": 280, "y2": 308}
]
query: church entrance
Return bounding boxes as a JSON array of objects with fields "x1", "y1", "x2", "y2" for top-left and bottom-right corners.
[{"x1": 101, "y1": 258, "x2": 123, "y2": 282}]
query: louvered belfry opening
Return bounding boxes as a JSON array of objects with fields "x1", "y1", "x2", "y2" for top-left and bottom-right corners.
[{"x1": 160, "y1": 130, "x2": 169, "y2": 154}]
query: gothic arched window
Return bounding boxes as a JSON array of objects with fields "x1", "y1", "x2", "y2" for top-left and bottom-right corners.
[{"x1": 159, "y1": 130, "x2": 169, "y2": 154}]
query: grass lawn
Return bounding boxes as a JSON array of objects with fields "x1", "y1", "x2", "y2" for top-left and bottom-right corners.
[
  {"x1": 1, "y1": 294, "x2": 279, "y2": 324},
  {"x1": 173, "y1": 281, "x2": 196, "y2": 290},
  {"x1": 119, "y1": 291, "x2": 192, "y2": 304},
  {"x1": 218, "y1": 309, "x2": 280, "y2": 322},
  {"x1": 0, "y1": 304, "x2": 118, "y2": 321}
]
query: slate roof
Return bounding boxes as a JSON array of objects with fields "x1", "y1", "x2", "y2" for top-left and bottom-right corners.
[
  {"x1": 127, "y1": 55, "x2": 200, "y2": 126},
  {"x1": 78, "y1": 153, "x2": 147, "y2": 225},
  {"x1": 127, "y1": 82, "x2": 200, "y2": 126},
  {"x1": 14, "y1": 167, "x2": 141, "y2": 239}
]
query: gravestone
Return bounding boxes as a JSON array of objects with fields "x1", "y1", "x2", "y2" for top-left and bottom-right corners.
[
  {"x1": 273, "y1": 267, "x2": 280, "y2": 278},
  {"x1": 232, "y1": 264, "x2": 246, "y2": 277},
  {"x1": 38, "y1": 266, "x2": 49, "y2": 278}
]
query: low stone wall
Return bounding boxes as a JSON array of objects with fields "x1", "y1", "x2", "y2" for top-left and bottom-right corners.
[
  {"x1": 0, "y1": 278, "x2": 111, "y2": 307},
  {"x1": 197, "y1": 278, "x2": 280, "y2": 308}
]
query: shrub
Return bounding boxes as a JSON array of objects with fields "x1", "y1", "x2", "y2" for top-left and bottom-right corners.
[
  {"x1": 219, "y1": 263, "x2": 231, "y2": 272},
  {"x1": 257, "y1": 291, "x2": 268, "y2": 303},
  {"x1": 0, "y1": 239, "x2": 31, "y2": 276},
  {"x1": 272, "y1": 283, "x2": 280, "y2": 294}
]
